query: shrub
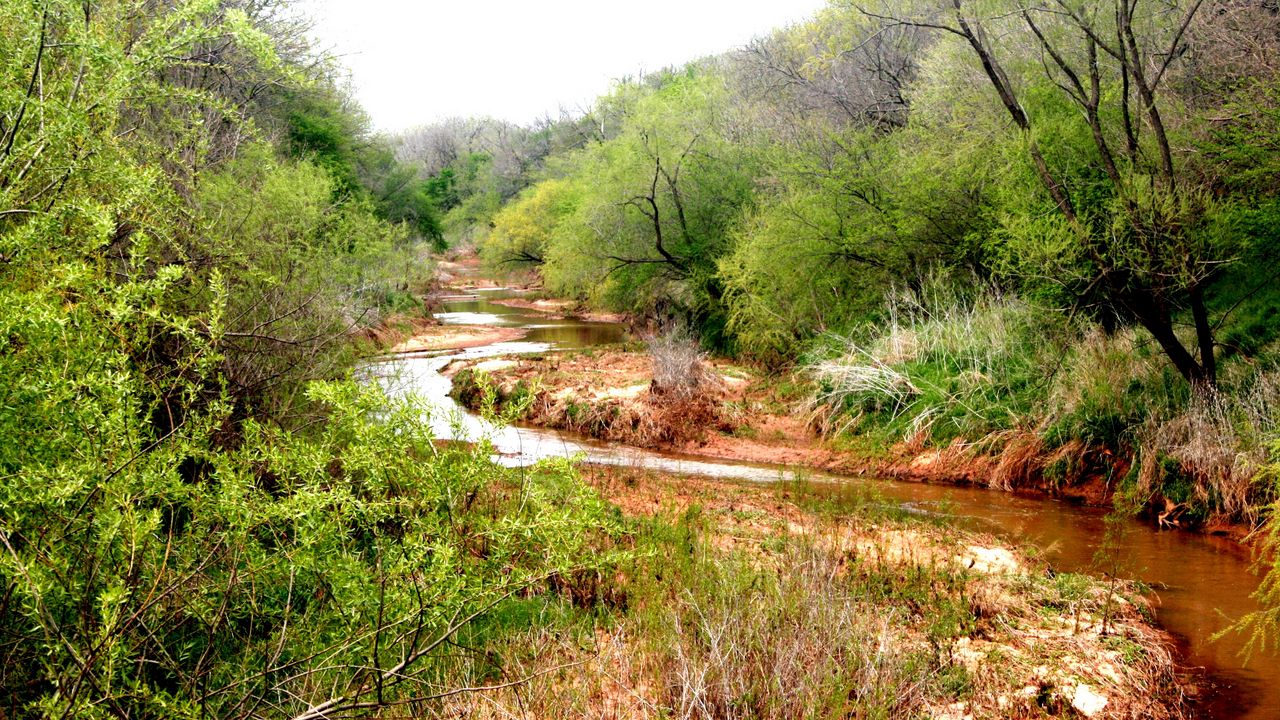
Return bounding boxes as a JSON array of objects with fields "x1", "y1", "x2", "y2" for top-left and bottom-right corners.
[
  {"x1": 0, "y1": 381, "x2": 625, "y2": 718},
  {"x1": 647, "y1": 324, "x2": 720, "y2": 399}
]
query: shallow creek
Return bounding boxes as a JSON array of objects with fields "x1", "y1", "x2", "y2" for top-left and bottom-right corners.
[{"x1": 373, "y1": 287, "x2": 1275, "y2": 719}]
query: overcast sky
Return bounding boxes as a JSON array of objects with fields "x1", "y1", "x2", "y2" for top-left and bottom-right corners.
[{"x1": 300, "y1": 0, "x2": 828, "y2": 131}]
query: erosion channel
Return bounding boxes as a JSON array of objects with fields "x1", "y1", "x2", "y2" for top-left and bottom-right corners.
[{"x1": 374, "y1": 287, "x2": 1275, "y2": 720}]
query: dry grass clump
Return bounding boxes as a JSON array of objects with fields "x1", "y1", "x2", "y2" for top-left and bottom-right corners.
[
  {"x1": 987, "y1": 429, "x2": 1048, "y2": 491},
  {"x1": 657, "y1": 542, "x2": 927, "y2": 720},
  {"x1": 639, "y1": 327, "x2": 729, "y2": 445},
  {"x1": 809, "y1": 360, "x2": 919, "y2": 417},
  {"x1": 522, "y1": 388, "x2": 728, "y2": 448},
  {"x1": 647, "y1": 325, "x2": 723, "y2": 400},
  {"x1": 1136, "y1": 371, "x2": 1280, "y2": 524},
  {"x1": 422, "y1": 628, "x2": 654, "y2": 720}
]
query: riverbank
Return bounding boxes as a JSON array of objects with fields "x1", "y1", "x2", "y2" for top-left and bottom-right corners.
[
  {"x1": 392, "y1": 324, "x2": 528, "y2": 353},
  {"x1": 488, "y1": 296, "x2": 628, "y2": 324},
  {"x1": 435, "y1": 464, "x2": 1190, "y2": 718},
  {"x1": 382, "y1": 273, "x2": 1277, "y2": 718},
  {"x1": 446, "y1": 344, "x2": 1257, "y2": 541},
  {"x1": 361, "y1": 310, "x2": 532, "y2": 353}
]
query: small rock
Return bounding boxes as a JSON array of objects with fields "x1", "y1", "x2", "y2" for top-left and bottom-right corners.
[
  {"x1": 1072, "y1": 683, "x2": 1108, "y2": 717},
  {"x1": 910, "y1": 450, "x2": 941, "y2": 469},
  {"x1": 961, "y1": 545, "x2": 1020, "y2": 574}
]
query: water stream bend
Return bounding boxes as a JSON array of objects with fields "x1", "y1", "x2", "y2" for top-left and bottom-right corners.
[{"x1": 374, "y1": 288, "x2": 1274, "y2": 720}]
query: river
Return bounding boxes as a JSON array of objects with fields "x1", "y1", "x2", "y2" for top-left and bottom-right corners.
[{"x1": 374, "y1": 287, "x2": 1275, "y2": 720}]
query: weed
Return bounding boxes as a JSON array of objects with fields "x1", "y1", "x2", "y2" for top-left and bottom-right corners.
[{"x1": 1136, "y1": 372, "x2": 1280, "y2": 524}]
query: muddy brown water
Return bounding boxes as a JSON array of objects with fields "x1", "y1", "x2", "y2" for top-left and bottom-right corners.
[{"x1": 374, "y1": 288, "x2": 1276, "y2": 719}]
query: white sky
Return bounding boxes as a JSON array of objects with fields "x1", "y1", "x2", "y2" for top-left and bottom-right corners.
[{"x1": 300, "y1": 0, "x2": 828, "y2": 131}]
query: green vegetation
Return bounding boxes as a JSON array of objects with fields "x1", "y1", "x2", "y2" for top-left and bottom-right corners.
[
  {"x1": 0, "y1": 1, "x2": 617, "y2": 715},
  {"x1": 1232, "y1": 442, "x2": 1280, "y2": 658},
  {"x1": 406, "y1": 1, "x2": 1280, "y2": 529},
  {"x1": 463, "y1": 468, "x2": 1188, "y2": 719},
  {"x1": 392, "y1": 0, "x2": 1280, "y2": 655},
  {"x1": 4, "y1": 0, "x2": 1280, "y2": 713}
]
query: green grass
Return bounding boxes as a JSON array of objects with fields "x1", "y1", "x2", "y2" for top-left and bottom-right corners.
[
  {"x1": 808, "y1": 292, "x2": 1066, "y2": 446},
  {"x1": 805, "y1": 278, "x2": 1280, "y2": 525}
]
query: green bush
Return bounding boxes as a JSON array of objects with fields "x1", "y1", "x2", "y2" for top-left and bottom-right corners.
[
  {"x1": 0, "y1": 380, "x2": 625, "y2": 718},
  {"x1": 0, "y1": 3, "x2": 620, "y2": 716}
]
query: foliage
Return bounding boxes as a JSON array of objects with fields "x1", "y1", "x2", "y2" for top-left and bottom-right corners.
[
  {"x1": 1224, "y1": 440, "x2": 1280, "y2": 660},
  {"x1": 539, "y1": 71, "x2": 757, "y2": 346},
  {"x1": 283, "y1": 84, "x2": 445, "y2": 246},
  {"x1": 720, "y1": 118, "x2": 997, "y2": 361},
  {"x1": 0, "y1": 375, "x2": 623, "y2": 717},
  {"x1": 390, "y1": 0, "x2": 1280, "y2": 653},
  {"x1": 0, "y1": 2, "x2": 622, "y2": 717},
  {"x1": 481, "y1": 178, "x2": 579, "y2": 273},
  {"x1": 193, "y1": 145, "x2": 430, "y2": 420},
  {"x1": 417, "y1": 0, "x2": 1280, "y2": 386}
]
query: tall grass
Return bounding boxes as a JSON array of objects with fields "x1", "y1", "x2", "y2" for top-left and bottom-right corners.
[
  {"x1": 1042, "y1": 327, "x2": 1173, "y2": 448},
  {"x1": 1136, "y1": 372, "x2": 1280, "y2": 524},
  {"x1": 655, "y1": 541, "x2": 930, "y2": 719},
  {"x1": 804, "y1": 275, "x2": 1280, "y2": 524},
  {"x1": 807, "y1": 278, "x2": 1063, "y2": 446}
]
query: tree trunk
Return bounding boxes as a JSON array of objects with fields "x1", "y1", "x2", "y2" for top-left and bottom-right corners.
[
  {"x1": 1189, "y1": 285, "x2": 1218, "y2": 389},
  {"x1": 1127, "y1": 293, "x2": 1213, "y2": 391}
]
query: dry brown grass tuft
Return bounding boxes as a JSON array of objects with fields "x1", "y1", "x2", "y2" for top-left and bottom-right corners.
[
  {"x1": 1137, "y1": 372, "x2": 1280, "y2": 524},
  {"x1": 647, "y1": 326, "x2": 724, "y2": 400},
  {"x1": 658, "y1": 542, "x2": 928, "y2": 720},
  {"x1": 988, "y1": 430, "x2": 1047, "y2": 491}
]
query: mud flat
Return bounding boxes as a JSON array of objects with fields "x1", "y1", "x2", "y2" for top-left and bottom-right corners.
[{"x1": 390, "y1": 324, "x2": 528, "y2": 353}]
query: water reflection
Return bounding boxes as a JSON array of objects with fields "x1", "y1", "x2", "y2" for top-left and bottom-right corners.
[{"x1": 434, "y1": 291, "x2": 628, "y2": 348}]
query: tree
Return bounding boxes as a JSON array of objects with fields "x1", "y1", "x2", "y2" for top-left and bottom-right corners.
[
  {"x1": 858, "y1": 0, "x2": 1241, "y2": 388},
  {"x1": 544, "y1": 71, "x2": 756, "y2": 336},
  {"x1": 482, "y1": 178, "x2": 579, "y2": 271},
  {"x1": 734, "y1": 6, "x2": 925, "y2": 131}
]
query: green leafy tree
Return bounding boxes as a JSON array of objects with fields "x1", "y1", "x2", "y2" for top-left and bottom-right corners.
[
  {"x1": 481, "y1": 178, "x2": 580, "y2": 272},
  {"x1": 544, "y1": 71, "x2": 756, "y2": 340},
  {"x1": 857, "y1": 0, "x2": 1259, "y2": 389}
]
